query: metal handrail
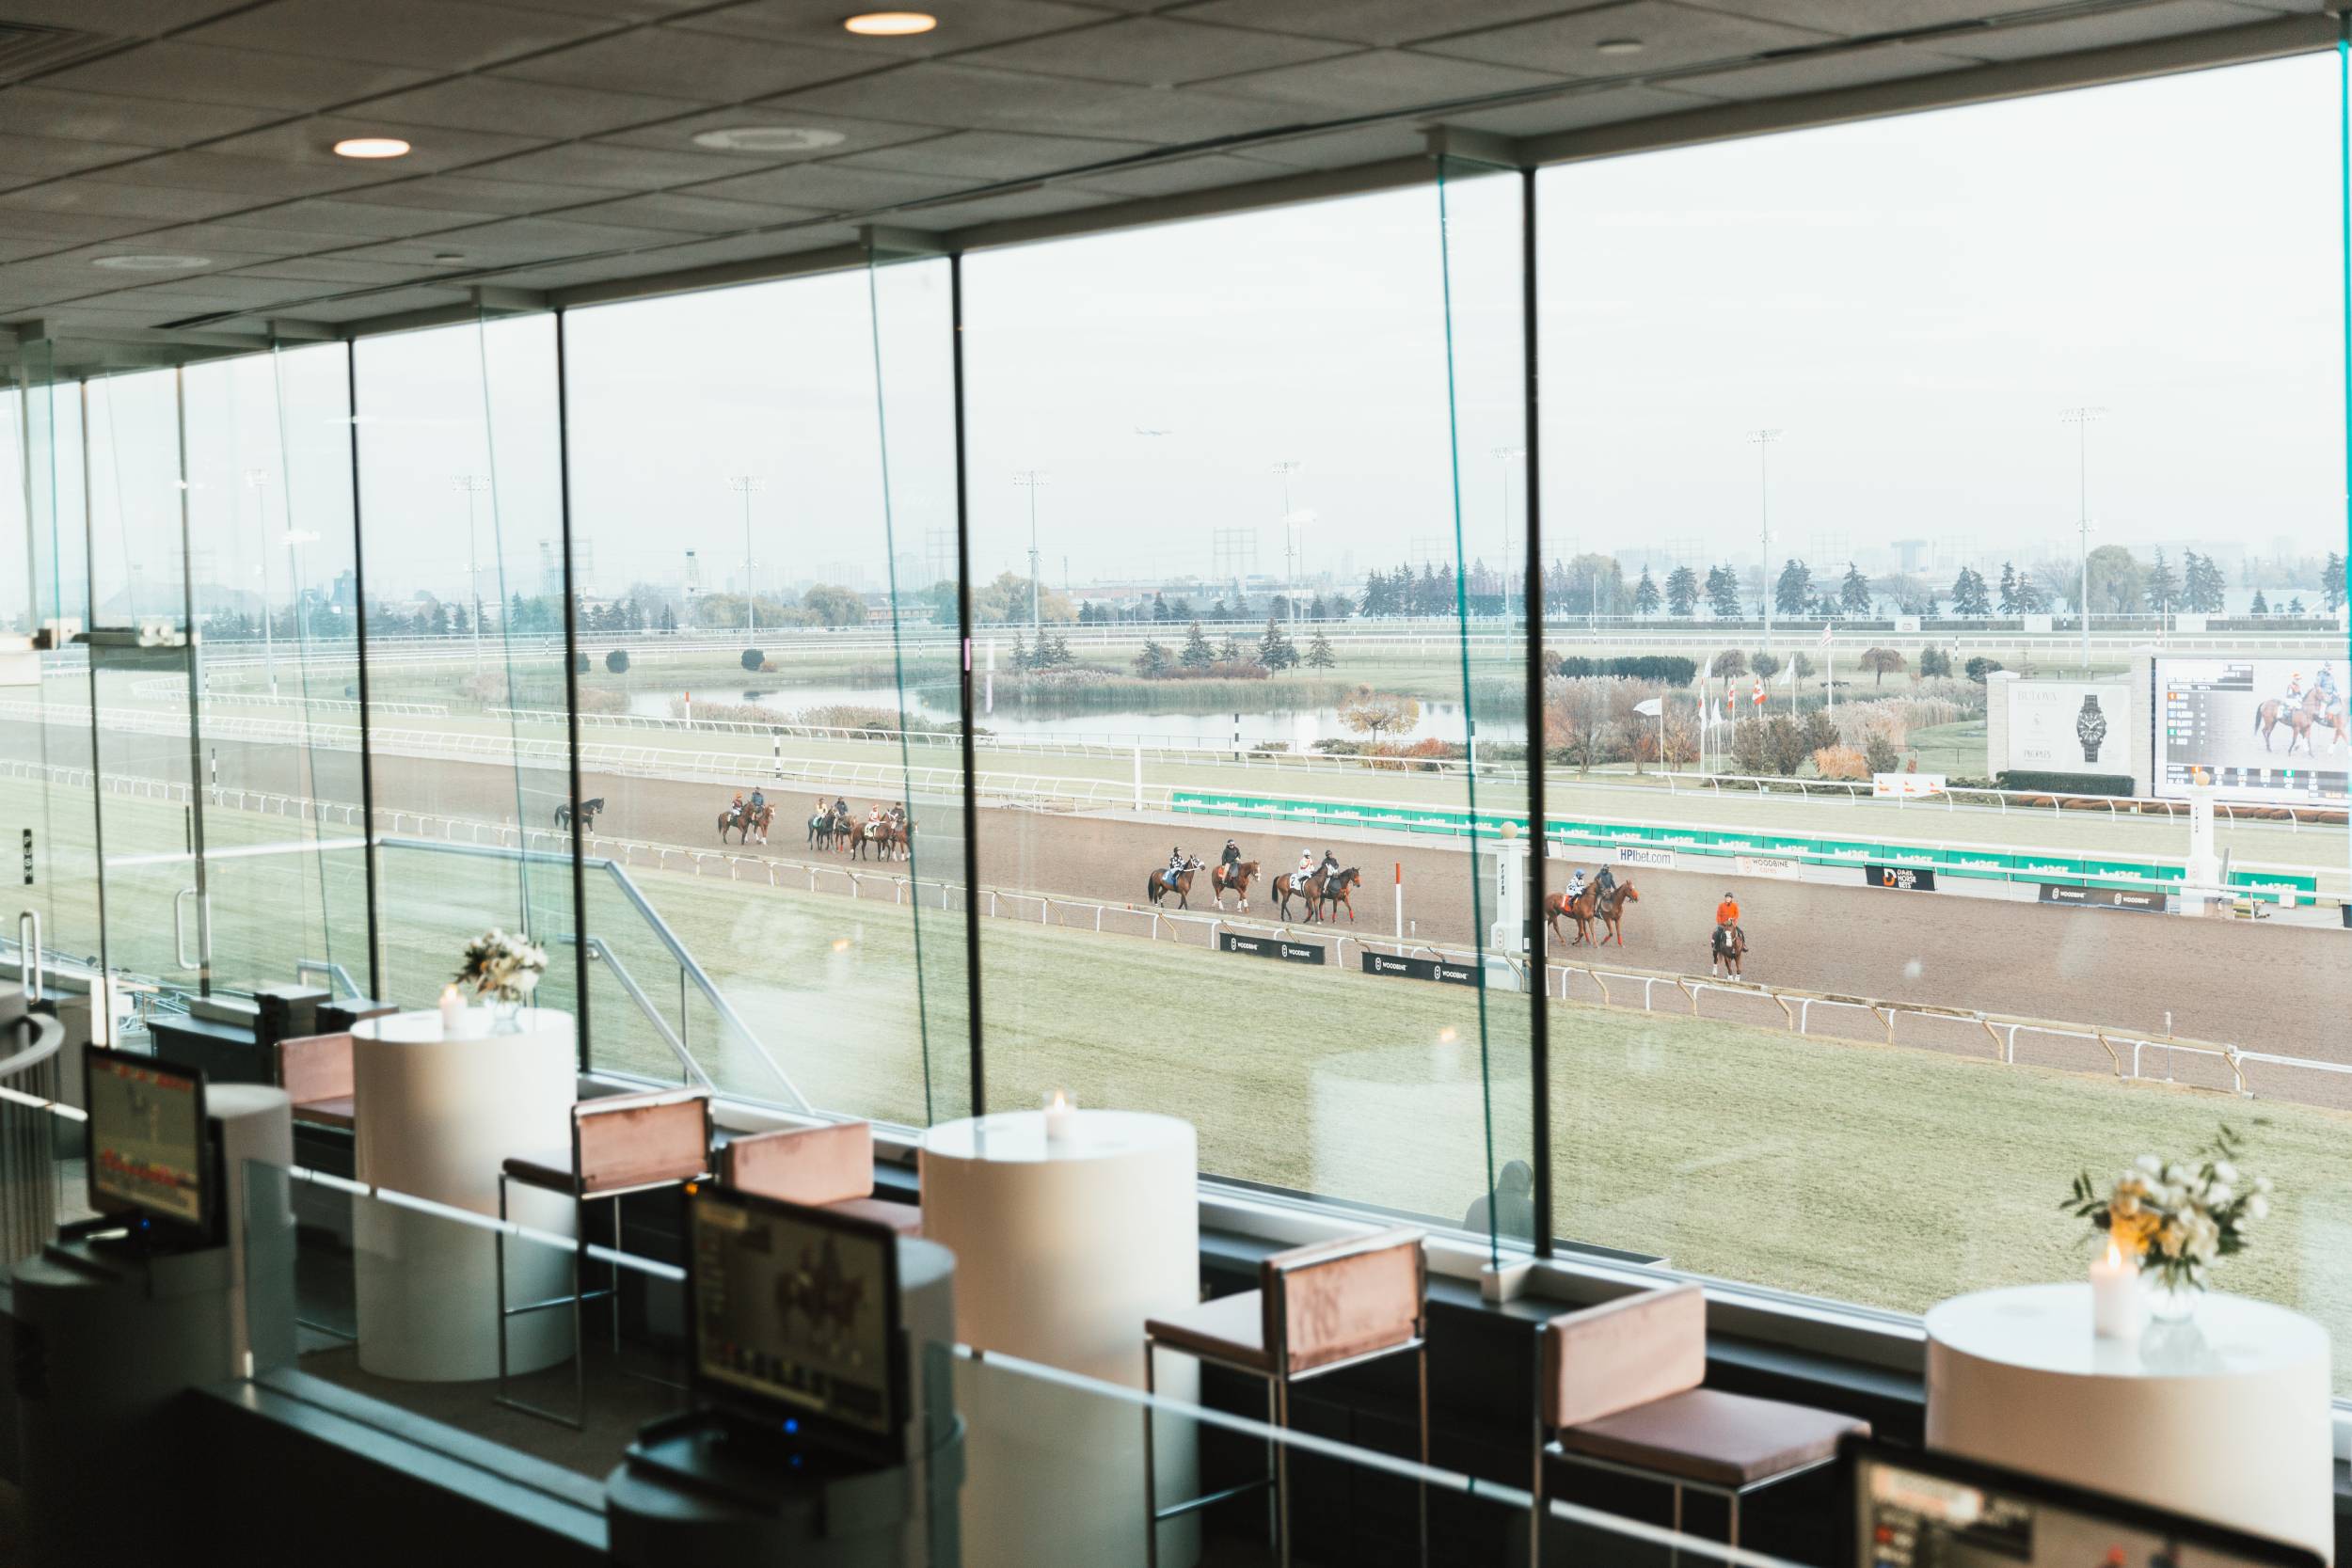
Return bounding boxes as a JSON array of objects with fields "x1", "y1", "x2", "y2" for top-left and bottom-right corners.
[
  {"x1": 560, "y1": 933, "x2": 720, "y2": 1097},
  {"x1": 296, "y1": 957, "x2": 361, "y2": 1001},
  {"x1": 373, "y1": 834, "x2": 809, "y2": 1115}
]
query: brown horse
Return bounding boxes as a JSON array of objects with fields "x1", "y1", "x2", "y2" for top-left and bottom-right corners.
[
  {"x1": 1271, "y1": 866, "x2": 1359, "y2": 925},
  {"x1": 718, "y1": 802, "x2": 772, "y2": 845},
  {"x1": 1147, "y1": 857, "x2": 1203, "y2": 909},
  {"x1": 1209, "y1": 859, "x2": 1259, "y2": 912},
  {"x1": 1709, "y1": 922, "x2": 1746, "y2": 979},
  {"x1": 1589, "y1": 881, "x2": 1638, "y2": 947},
  {"x1": 1542, "y1": 892, "x2": 1579, "y2": 946},
  {"x1": 2255, "y1": 689, "x2": 2348, "y2": 756},
  {"x1": 850, "y1": 816, "x2": 897, "y2": 862}
]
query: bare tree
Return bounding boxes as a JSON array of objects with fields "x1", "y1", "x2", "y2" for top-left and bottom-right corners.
[
  {"x1": 1859, "y1": 646, "x2": 1908, "y2": 687},
  {"x1": 1338, "y1": 687, "x2": 1422, "y2": 740}
]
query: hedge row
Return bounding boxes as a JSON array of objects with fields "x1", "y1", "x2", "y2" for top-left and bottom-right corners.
[
  {"x1": 1995, "y1": 770, "x2": 2135, "y2": 797},
  {"x1": 1549, "y1": 655, "x2": 1698, "y2": 685}
]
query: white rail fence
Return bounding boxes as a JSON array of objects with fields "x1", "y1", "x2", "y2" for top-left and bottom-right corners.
[{"x1": 13, "y1": 753, "x2": 2336, "y2": 1110}]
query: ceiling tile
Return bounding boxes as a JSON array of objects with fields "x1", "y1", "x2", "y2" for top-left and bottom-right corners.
[
  {"x1": 0, "y1": 131, "x2": 163, "y2": 182},
  {"x1": 889, "y1": 182, "x2": 1112, "y2": 229},
  {"x1": 0, "y1": 1, "x2": 249, "y2": 30},
  {"x1": 687, "y1": 159, "x2": 987, "y2": 212},
  {"x1": 674, "y1": 0, "x2": 1111, "y2": 55},
  {"x1": 1225, "y1": 121, "x2": 1432, "y2": 169},
  {"x1": 72, "y1": 149, "x2": 391, "y2": 198},
  {"x1": 0, "y1": 87, "x2": 285, "y2": 147},
  {"x1": 288, "y1": 284, "x2": 473, "y2": 324},
  {"x1": 196, "y1": 116, "x2": 553, "y2": 174},
  {"x1": 201, "y1": 196, "x2": 505, "y2": 238},
  {"x1": 225, "y1": 257, "x2": 454, "y2": 285},
  {"x1": 1669, "y1": 41, "x2": 1982, "y2": 99},
  {"x1": 1417, "y1": 1, "x2": 1836, "y2": 74},
  {"x1": 178, "y1": 0, "x2": 610, "y2": 71},
  {"x1": 488, "y1": 223, "x2": 858, "y2": 289},
  {"x1": 1691, "y1": 0, "x2": 2075, "y2": 33},
  {"x1": 834, "y1": 129, "x2": 1157, "y2": 181},
  {"x1": 37, "y1": 42, "x2": 438, "y2": 111},
  {"x1": 765, "y1": 61, "x2": 1308, "y2": 140},
  {"x1": 960, "y1": 14, "x2": 1361, "y2": 86},
  {"x1": 0, "y1": 209, "x2": 167, "y2": 245},
  {"x1": 1438, "y1": 82, "x2": 1716, "y2": 136},
  {"x1": 1167, "y1": 0, "x2": 1598, "y2": 48},
  {"x1": 1947, "y1": 0, "x2": 2276, "y2": 60},
  {"x1": 564, "y1": 190, "x2": 827, "y2": 231},
  {"x1": 355, "y1": 76, "x2": 710, "y2": 139},
  {"x1": 0, "y1": 178, "x2": 261, "y2": 221},
  {"x1": 1066, "y1": 150, "x2": 1311, "y2": 198},
  {"x1": 1188, "y1": 48, "x2": 1570, "y2": 112},
  {"x1": 469, "y1": 139, "x2": 775, "y2": 191},
  {"x1": 135, "y1": 218, "x2": 360, "y2": 251},
  {"x1": 326, "y1": 174, "x2": 617, "y2": 214},
  {"x1": 499, "y1": 27, "x2": 873, "y2": 100}
]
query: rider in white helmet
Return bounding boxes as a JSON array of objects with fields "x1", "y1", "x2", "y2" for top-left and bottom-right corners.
[
  {"x1": 1567, "y1": 865, "x2": 1589, "y2": 903},
  {"x1": 1295, "y1": 848, "x2": 1314, "y2": 890}
]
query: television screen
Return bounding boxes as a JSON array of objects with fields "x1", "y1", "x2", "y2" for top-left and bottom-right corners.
[
  {"x1": 685, "y1": 1184, "x2": 903, "y2": 1450},
  {"x1": 1848, "y1": 1436, "x2": 2322, "y2": 1568},
  {"x1": 2153, "y1": 657, "x2": 2350, "y2": 806},
  {"x1": 86, "y1": 1047, "x2": 208, "y2": 1232}
]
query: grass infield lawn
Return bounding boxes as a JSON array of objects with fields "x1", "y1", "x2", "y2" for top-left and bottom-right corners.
[{"x1": 15, "y1": 776, "x2": 2352, "y2": 1386}]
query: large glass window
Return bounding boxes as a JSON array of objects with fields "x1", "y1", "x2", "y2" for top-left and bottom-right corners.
[{"x1": 1537, "y1": 53, "x2": 2352, "y2": 1370}]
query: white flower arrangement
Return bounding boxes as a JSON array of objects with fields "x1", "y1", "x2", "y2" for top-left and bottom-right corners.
[
  {"x1": 2066, "y1": 1123, "x2": 2270, "y2": 1294},
  {"x1": 455, "y1": 927, "x2": 548, "y2": 1006}
]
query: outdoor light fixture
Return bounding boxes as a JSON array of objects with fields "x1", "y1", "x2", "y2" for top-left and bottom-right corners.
[
  {"x1": 691, "y1": 125, "x2": 846, "y2": 152},
  {"x1": 1597, "y1": 38, "x2": 1644, "y2": 55},
  {"x1": 333, "y1": 136, "x2": 411, "y2": 159},
  {"x1": 843, "y1": 11, "x2": 936, "y2": 36},
  {"x1": 92, "y1": 254, "x2": 207, "y2": 271}
]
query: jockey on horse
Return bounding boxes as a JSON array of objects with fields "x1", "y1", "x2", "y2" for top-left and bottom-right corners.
[{"x1": 1711, "y1": 890, "x2": 1744, "y2": 975}]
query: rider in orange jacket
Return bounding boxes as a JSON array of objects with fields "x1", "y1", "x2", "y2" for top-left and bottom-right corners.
[{"x1": 1715, "y1": 893, "x2": 1740, "y2": 930}]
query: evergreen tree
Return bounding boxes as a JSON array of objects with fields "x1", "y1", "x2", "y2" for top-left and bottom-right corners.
[
  {"x1": 1633, "y1": 567, "x2": 1661, "y2": 617},
  {"x1": 1839, "y1": 562, "x2": 1871, "y2": 617},
  {"x1": 1217, "y1": 634, "x2": 1244, "y2": 663},
  {"x1": 2325, "y1": 551, "x2": 2346, "y2": 613},
  {"x1": 1180, "y1": 620, "x2": 1214, "y2": 669},
  {"x1": 1133, "y1": 639, "x2": 1170, "y2": 677},
  {"x1": 1950, "y1": 567, "x2": 1991, "y2": 617},
  {"x1": 1258, "y1": 615, "x2": 1299, "y2": 671},
  {"x1": 2143, "y1": 548, "x2": 2180, "y2": 613},
  {"x1": 1996, "y1": 562, "x2": 2019, "y2": 615},
  {"x1": 1151, "y1": 592, "x2": 1168, "y2": 623},
  {"x1": 660, "y1": 603, "x2": 677, "y2": 633},
  {"x1": 1306, "y1": 630, "x2": 1336, "y2": 668},
  {"x1": 1772, "y1": 559, "x2": 1814, "y2": 616},
  {"x1": 1307, "y1": 594, "x2": 1329, "y2": 620},
  {"x1": 1009, "y1": 631, "x2": 1031, "y2": 671},
  {"x1": 1704, "y1": 564, "x2": 1743, "y2": 620},
  {"x1": 2289, "y1": 596, "x2": 2306, "y2": 616},
  {"x1": 1665, "y1": 564, "x2": 1699, "y2": 618},
  {"x1": 2251, "y1": 590, "x2": 2270, "y2": 616}
]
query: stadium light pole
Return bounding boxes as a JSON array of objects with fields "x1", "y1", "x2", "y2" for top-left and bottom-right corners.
[
  {"x1": 727, "y1": 474, "x2": 764, "y2": 638},
  {"x1": 2060, "y1": 406, "x2": 2105, "y2": 671},
  {"x1": 1270, "y1": 460, "x2": 1303, "y2": 615},
  {"x1": 244, "y1": 468, "x2": 278, "y2": 697},
  {"x1": 1012, "y1": 470, "x2": 1048, "y2": 634},
  {"x1": 1491, "y1": 446, "x2": 1525, "y2": 619},
  {"x1": 1749, "y1": 429, "x2": 1781, "y2": 650},
  {"x1": 451, "y1": 474, "x2": 492, "y2": 673}
]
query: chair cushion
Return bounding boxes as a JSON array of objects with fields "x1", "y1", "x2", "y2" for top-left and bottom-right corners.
[
  {"x1": 501, "y1": 1154, "x2": 576, "y2": 1194},
  {"x1": 829, "y1": 1196, "x2": 922, "y2": 1236},
  {"x1": 292, "y1": 1095, "x2": 354, "y2": 1130},
  {"x1": 1146, "y1": 1291, "x2": 1272, "y2": 1374},
  {"x1": 1558, "y1": 1387, "x2": 1867, "y2": 1489}
]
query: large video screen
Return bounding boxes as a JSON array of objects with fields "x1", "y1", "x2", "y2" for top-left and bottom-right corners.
[
  {"x1": 87, "y1": 1050, "x2": 207, "y2": 1228},
  {"x1": 687, "y1": 1187, "x2": 901, "y2": 1445},
  {"x1": 2154, "y1": 657, "x2": 2350, "y2": 805}
]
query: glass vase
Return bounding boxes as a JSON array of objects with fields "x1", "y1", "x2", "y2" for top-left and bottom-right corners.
[
  {"x1": 490, "y1": 998, "x2": 523, "y2": 1035},
  {"x1": 2146, "y1": 1274, "x2": 2204, "y2": 1323}
]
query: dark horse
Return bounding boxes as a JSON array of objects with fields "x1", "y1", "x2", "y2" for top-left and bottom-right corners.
[
  {"x1": 1147, "y1": 857, "x2": 1203, "y2": 910},
  {"x1": 1209, "y1": 859, "x2": 1259, "y2": 913},
  {"x1": 1709, "y1": 923, "x2": 1747, "y2": 979},
  {"x1": 553, "y1": 797, "x2": 604, "y2": 832},
  {"x1": 1271, "y1": 865, "x2": 1359, "y2": 925},
  {"x1": 807, "y1": 800, "x2": 844, "y2": 851}
]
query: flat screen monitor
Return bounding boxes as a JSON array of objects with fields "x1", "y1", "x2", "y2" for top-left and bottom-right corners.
[
  {"x1": 1844, "y1": 1434, "x2": 2324, "y2": 1568},
  {"x1": 684, "y1": 1182, "x2": 905, "y2": 1461},
  {"x1": 84, "y1": 1045, "x2": 211, "y2": 1238},
  {"x1": 2153, "y1": 657, "x2": 2350, "y2": 807}
]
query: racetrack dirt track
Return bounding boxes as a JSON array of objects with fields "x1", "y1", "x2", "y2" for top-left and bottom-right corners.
[{"x1": 24, "y1": 721, "x2": 2349, "y2": 1069}]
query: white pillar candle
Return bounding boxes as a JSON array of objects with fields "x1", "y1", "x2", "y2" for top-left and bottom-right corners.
[
  {"x1": 2090, "y1": 1243, "x2": 2141, "y2": 1341},
  {"x1": 437, "y1": 984, "x2": 465, "y2": 1038},
  {"x1": 1041, "y1": 1089, "x2": 1076, "y2": 1146}
]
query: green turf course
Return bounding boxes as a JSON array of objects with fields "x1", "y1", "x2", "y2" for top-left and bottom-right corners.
[{"x1": 13, "y1": 772, "x2": 2350, "y2": 1392}]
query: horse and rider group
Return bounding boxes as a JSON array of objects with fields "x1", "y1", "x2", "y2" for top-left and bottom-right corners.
[
  {"x1": 2254, "y1": 664, "x2": 2347, "y2": 756},
  {"x1": 1542, "y1": 864, "x2": 1640, "y2": 950},
  {"x1": 1147, "y1": 840, "x2": 1361, "y2": 924},
  {"x1": 801, "y1": 795, "x2": 914, "y2": 862}
]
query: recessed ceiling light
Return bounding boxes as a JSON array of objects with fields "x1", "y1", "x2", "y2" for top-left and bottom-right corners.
[
  {"x1": 1597, "y1": 38, "x2": 1644, "y2": 55},
  {"x1": 333, "y1": 136, "x2": 411, "y2": 159},
  {"x1": 430, "y1": 253, "x2": 468, "y2": 263},
  {"x1": 92, "y1": 253, "x2": 208, "y2": 271},
  {"x1": 691, "y1": 125, "x2": 847, "y2": 153},
  {"x1": 843, "y1": 11, "x2": 936, "y2": 36}
]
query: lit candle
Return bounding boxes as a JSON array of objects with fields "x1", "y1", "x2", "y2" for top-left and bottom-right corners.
[
  {"x1": 2090, "y1": 1241, "x2": 2140, "y2": 1341},
  {"x1": 1042, "y1": 1089, "x2": 1076, "y2": 1146},
  {"x1": 437, "y1": 984, "x2": 465, "y2": 1037}
]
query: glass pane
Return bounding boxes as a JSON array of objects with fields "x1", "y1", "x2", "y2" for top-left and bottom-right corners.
[
  {"x1": 1537, "y1": 51, "x2": 2352, "y2": 1380},
  {"x1": 961, "y1": 187, "x2": 1514, "y2": 1227},
  {"x1": 355, "y1": 315, "x2": 576, "y2": 1023}
]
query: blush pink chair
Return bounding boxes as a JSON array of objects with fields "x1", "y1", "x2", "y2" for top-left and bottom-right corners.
[
  {"x1": 720, "y1": 1119, "x2": 920, "y2": 1236},
  {"x1": 1533, "y1": 1283, "x2": 1866, "y2": 1560}
]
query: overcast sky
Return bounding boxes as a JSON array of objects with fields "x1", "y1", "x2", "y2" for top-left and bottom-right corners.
[{"x1": 8, "y1": 50, "x2": 2344, "y2": 617}]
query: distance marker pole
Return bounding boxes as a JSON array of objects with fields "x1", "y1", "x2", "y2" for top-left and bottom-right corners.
[{"x1": 1394, "y1": 861, "x2": 1404, "y2": 940}]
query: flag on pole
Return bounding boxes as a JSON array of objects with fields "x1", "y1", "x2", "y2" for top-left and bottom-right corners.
[
  {"x1": 1751, "y1": 676, "x2": 1765, "y2": 707},
  {"x1": 1819, "y1": 623, "x2": 1833, "y2": 648},
  {"x1": 1633, "y1": 697, "x2": 1663, "y2": 717}
]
